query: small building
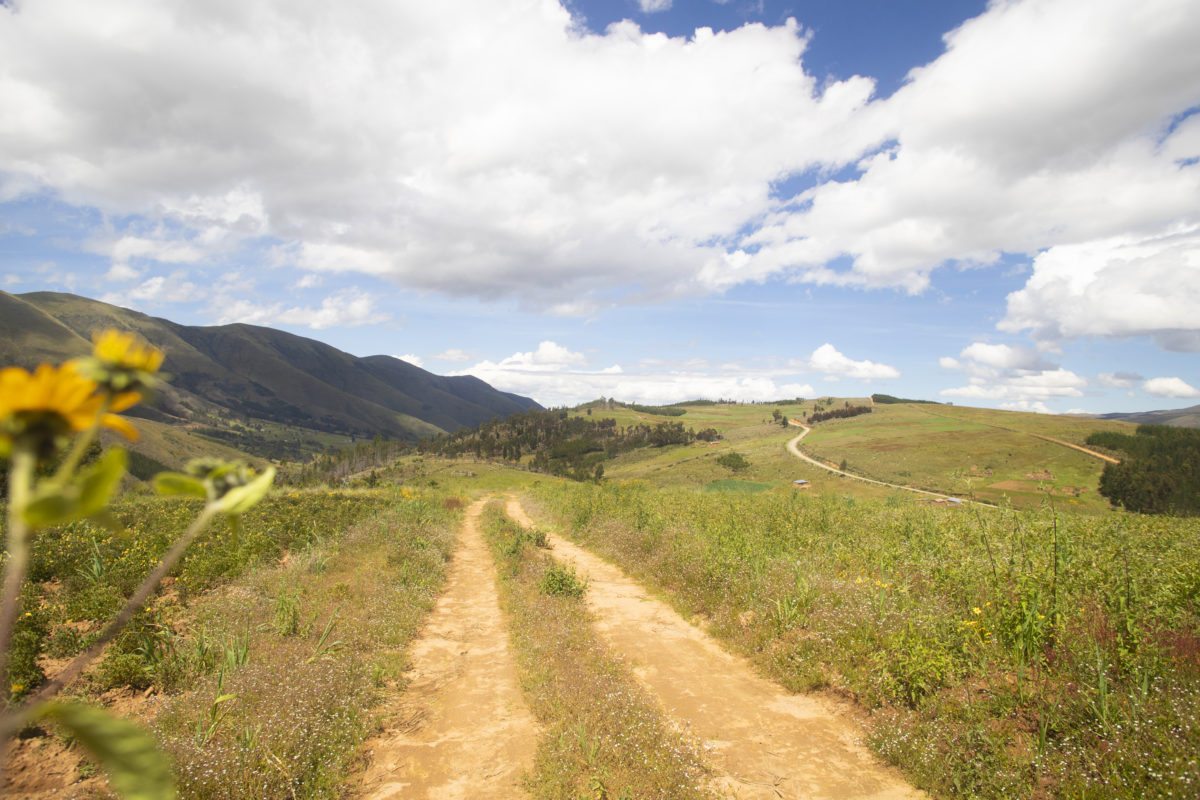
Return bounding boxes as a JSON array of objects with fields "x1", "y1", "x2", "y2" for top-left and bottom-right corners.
[{"x1": 792, "y1": 479, "x2": 810, "y2": 489}]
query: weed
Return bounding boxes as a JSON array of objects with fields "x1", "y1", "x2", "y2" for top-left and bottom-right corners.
[
  {"x1": 272, "y1": 587, "x2": 301, "y2": 637},
  {"x1": 539, "y1": 563, "x2": 587, "y2": 598}
]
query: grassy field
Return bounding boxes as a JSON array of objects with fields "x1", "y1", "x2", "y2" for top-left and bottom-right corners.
[
  {"x1": 526, "y1": 480, "x2": 1200, "y2": 800},
  {"x1": 800, "y1": 403, "x2": 1128, "y2": 511},
  {"x1": 5, "y1": 487, "x2": 460, "y2": 799},
  {"x1": 567, "y1": 400, "x2": 1137, "y2": 511}
]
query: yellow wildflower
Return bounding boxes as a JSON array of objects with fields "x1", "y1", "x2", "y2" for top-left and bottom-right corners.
[
  {"x1": 71, "y1": 329, "x2": 164, "y2": 397},
  {"x1": 91, "y1": 329, "x2": 164, "y2": 374},
  {"x1": 0, "y1": 363, "x2": 139, "y2": 456}
]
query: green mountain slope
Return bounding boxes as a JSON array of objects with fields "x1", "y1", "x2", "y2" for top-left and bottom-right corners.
[{"x1": 0, "y1": 291, "x2": 540, "y2": 459}]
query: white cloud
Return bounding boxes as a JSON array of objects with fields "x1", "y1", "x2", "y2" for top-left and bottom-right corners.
[
  {"x1": 958, "y1": 342, "x2": 1054, "y2": 372},
  {"x1": 104, "y1": 262, "x2": 141, "y2": 282},
  {"x1": 392, "y1": 353, "x2": 423, "y2": 368},
  {"x1": 213, "y1": 289, "x2": 390, "y2": 330},
  {"x1": 1142, "y1": 376, "x2": 1200, "y2": 398},
  {"x1": 739, "y1": 0, "x2": 1200, "y2": 300},
  {"x1": 940, "y1": 340, "x2": 1087, "y2": 407},
  {"x1": 1097, "y1": 371, "x2": 1142, "y2": 389},
  {"x1": 806, "y1": 343, "x2": 899, "y2": 380},
  {"x1": 637, "y1": 0, "x2": 673, "y2": 12},
  {"x1": 1001, "y1": 400, "x2": 1053, "y2": 414},
  {"x1": 1000, "y1": 226, "x2": 1200, "y2": 349},
  {"x1": 102, "y1": 273, "x2": 200, "y2": 306},
  {"x1": 0, "y1": 0, "x2": 1196, "y2": 340},
  {"x1": 432, "y1": 348, "x2": 473, "y2": 362},
  {"x1": 455, "y1": 342, "x2": 815, "y2": 406},
  {"x1": 0, "y1": 0, "x2": 878, "y2": 310},
  {"x1": 941, "y1": 368, "x2": 1087, "y2": 403}
]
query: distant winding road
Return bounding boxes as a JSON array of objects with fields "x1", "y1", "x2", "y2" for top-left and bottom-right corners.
[{"x1": 785, "y1": 420, "x2": 989, "y2": 505}]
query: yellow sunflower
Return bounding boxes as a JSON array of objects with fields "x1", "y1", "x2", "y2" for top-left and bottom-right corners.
[
  {"x1": 91, "y1": 329, "x2": 165, "y2": 374},
  {"x1": 0, "y1": 363, "x2": 139, "y2": 457},
  {"x1": 70, "y1": 329, "x2": 165, "y2": 397}
]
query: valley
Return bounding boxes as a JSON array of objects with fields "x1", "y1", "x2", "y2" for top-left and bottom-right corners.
[{"x1": 3, "y1": 340, "x2": 1198, "y2": 800}]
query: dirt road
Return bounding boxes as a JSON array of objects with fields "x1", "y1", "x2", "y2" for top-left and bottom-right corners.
[
  {"x1": 1029, "y1": 434, "x2": 1120, "y2": 464},
  {"x1": 348, "y1": 499, "x2": 537, "y2": 800},
  {"x1": 786, "y1": 422, "x2": 976, "y2": 504},
  {"x1": 506, "y1": 499, "x2": 923, "y2": 800}
]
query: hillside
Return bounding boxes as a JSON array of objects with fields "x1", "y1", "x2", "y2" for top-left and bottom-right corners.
[
  {"x1": 0, "y1": 291, "x2": 540, "y2": 461},
  {"x1": 428, "y1": 398, "x2": 1139, "y2": 512},
  {"x1": 1100, "y1": 404, "x2": 1200, "y2": 429}
]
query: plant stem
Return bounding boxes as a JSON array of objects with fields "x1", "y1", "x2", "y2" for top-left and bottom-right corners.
[
  {"x1": 0, "y1": 446, "x2": 36, "y2": 695},
  {"x1": 0, "y1": 446, "x2": 36, "y2": 781},
  {"x1": 4, "y1": 503, "x2": 219, "y2": 731},
  {"x1": 52, "y1": 399, "x2": 111, "y2": 485}
]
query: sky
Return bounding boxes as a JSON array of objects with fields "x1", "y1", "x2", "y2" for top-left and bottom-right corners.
[{"x1": 1, "y1": 0, "x2": 1198, "y2": 413}]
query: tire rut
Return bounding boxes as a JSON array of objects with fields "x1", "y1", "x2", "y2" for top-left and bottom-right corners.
[
  {"x1": 506, "y1": 498, "x2": 924, "y2": 800},
  {"x1": 348, "y1": 499, "x2": 537, "y2": 800}
]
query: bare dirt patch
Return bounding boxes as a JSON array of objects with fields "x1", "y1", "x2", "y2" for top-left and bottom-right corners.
[
  {"x1": 506, "y1": 499, "x2": 923, "y2": 800},
  {"x1": 346, "y1": 499, "x2": 537, "y2": 800}
]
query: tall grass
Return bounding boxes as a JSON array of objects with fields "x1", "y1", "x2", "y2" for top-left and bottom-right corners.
[
  {"x1": 6, "y1": 489, "x2": 458, "y2": 799},
  {"x1": 152, "y1": 493, "x2": 458, "y2": 800},
  {"x1": 530, "y1": 481, "x2": 1200, "y2": 799}
]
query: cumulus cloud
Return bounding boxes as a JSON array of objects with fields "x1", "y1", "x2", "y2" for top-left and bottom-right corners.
[
  {"x1": 1001, "y1": 400, "x2": 1053, "y2": 414},
  {"x1": 393, "y1": 354, "x2": 423, "y2": 368},
  {"x1": 213, "y1": 289, "x2": 390, "y2": 329},
  {"x1": 1000, "y1": 226, "x2": 1200, "y2": 349},
  {"x1": 637, "y1": 0, "x2": 672, "y2": 12},
  {"x1": 101, "y1": 273, "x2": 200, "y2": 306},
  {"x1": 454, "y1": 342, "x2": 815, "y2": 406},
  {"x1": 432, "y1": 348, "x2": 473, "y2": 362},
  {"x1": 958, "y1": 342, "x2": 1055, "y2": 372},
  {"x1": 740, "y1": 0, "x2": 1200, "y2": 299},
  {"x1": 939, "y1": 342, "x2": 1087, "y2": 407},
  {"x1": 1, "y1": 0, "x2": 1196, "y2": 341},
  {"x1": 1142, "y1": 376, "x2": 1200, "y2": 398},
  {"x1": 941, "y1": 368, "x2": 1087, "y2": 404},
  {"x1": 1097, "y1": 371, "x2": 1142, "y2": 388},
  {"x1": 0, "y1": 0, "x2": 882, "y2": 309},
  {"x1": 805, "y1": 343, "x2": 899, "y2": 380}
]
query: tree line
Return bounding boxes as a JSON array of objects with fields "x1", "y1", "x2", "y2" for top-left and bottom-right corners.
[
  {"x1": 807, "y1": 404, "x2": 873, "y2": 424},
  {"x1": 1088, "y1": 425, "x2": 1200, "y2": 515},
  {"x1": 419, "y1": 408, "x2": 709, "y2": 481}
]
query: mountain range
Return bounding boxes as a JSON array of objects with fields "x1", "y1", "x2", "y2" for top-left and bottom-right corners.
[
  {"x1": 1098, "y1": 405, "x2": 1200, "y2": 429},
  {"x1": 0, "y1": 291, "x2": 541, "y2": 461}
]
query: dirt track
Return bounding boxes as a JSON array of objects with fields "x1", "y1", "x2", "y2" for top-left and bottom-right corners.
[
  {"x1": 506, "y1": 499, "x2": 923, "y2": 800},
  {"x1": 348, "y1": 499, "x2": 537, "y2": 800},
  {"x1": 785, "y1": 422, "x2": 977, "y2": 504}
]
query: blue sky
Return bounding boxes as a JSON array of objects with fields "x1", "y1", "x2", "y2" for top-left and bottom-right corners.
[{"x1": 2, "y1": 0, "x2": 1198, "y2": 412}]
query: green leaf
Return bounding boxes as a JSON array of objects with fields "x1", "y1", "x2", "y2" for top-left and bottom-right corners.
[
  {"x1": 77, "y1": 448, "x2": 128, "y2": 516},
  {"x1": 154, "y1": 472, "x2": 208, "y2": 499},
  {"x1": 36, "y1": 701, "x2": 176, "y2": 800},
  {"x1": 22, "y1": 449, "x2": 127, "y2": 529},
  {"x1": 216, "y1": 466, "x2": 275, "y2": 515}
]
